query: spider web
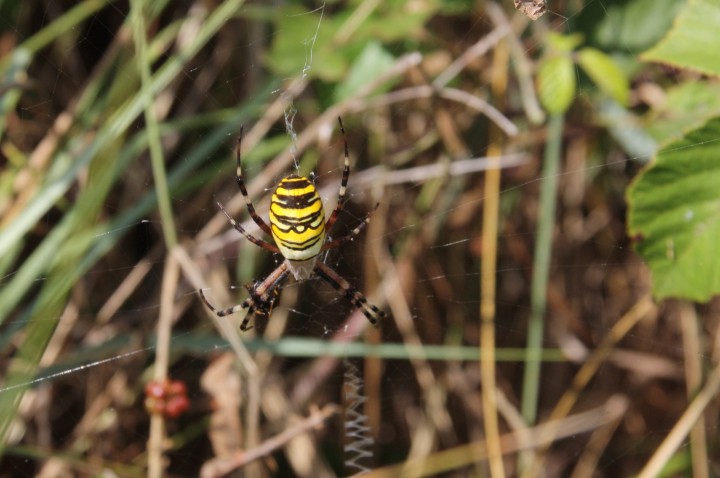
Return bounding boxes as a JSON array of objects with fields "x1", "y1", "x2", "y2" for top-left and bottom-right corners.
[{"x1": 0, "y1": 1, "x2": 714, "y2": 477}]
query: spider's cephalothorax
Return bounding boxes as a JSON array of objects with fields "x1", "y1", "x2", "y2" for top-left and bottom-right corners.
[{"x1": 199, "y1": 117, "x2": 386, "y2": 331}]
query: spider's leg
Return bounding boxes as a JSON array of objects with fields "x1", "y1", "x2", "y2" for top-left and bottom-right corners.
[
  {"x1": 239, "y1": 303, "x2": 257, "y2": 331},
  {"x1": 199, "y1": 288, "x2": 252, "y2": 317},
  {"x1": 321, "y1": 202, "x2": 379, "y2": 252},
  {"x1": 216, "y1": 201, "x2": 280, "y2": 254},
  {"x1": 314, "y1": 261, "x2": 385, "y2": 327},
  {"x1": 235, "y1": 127, "x2": 273, "y2": 236},
  {"x1": 325, "y1": 117, "x2": 351, "y2": 232},
  {"x1": 199, "y1": 288, "x2": 260, "y2": 331}
]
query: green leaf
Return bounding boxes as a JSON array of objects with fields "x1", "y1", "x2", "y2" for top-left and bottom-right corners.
[
  {"x1": 627, "y1": 116, "x2": 720, "y2": 302},
  {"x1": 261, "y1": 2, "x2": 432, "y2": 82},
  {"x1": 576, "y1": 47, "x2": 629, "y2": 106},
  {"x1": 263, "y1": 6, "x2": 347, "y2": 81},
  {"x1": 537, "y1": 55, "x2": 576, "y2": 114},
  {"x1": 641, "y1": 0, "x2": 720, "y2": 76},
  {"x1": 599, "y1": 100, "x2": 657, "y2": 161},
  {"x1": 646, "y1": 81, "x2": 720, "y2": 142},
  {"x1": 362, "y1": 9, "x2": 433, "y2": 42},
  {"x1": 334, "y1": 41, "x2": 395, "y2": 102},
  {"x1": 583, "y1": 0, "x2": 683, "y2": 52},
  {"x1": 546, "y1": 32, "x2": 584, "y2": 52}
]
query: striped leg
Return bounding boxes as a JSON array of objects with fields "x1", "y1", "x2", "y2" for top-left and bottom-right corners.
[
  {"x1": 324, "y1": 117, "x2": 351, "y2": 232},
  {"x1": 199, "y1": 288, "x2": 253, "y2": 318},
  {"x1": 216, "y1": 201, "x2": 280, "y2": 254},
  {"x1": 200, "y1": 262, "x2": 290, "y2": 331},
  {"x1": 321, "y1": 202, "x2": 379, "y2": 252},
  {"x1": 314, "y1": 261, "x2": 385, "y2": 327},
  {"x1": 235, "y1": 126, "x2": 273, "y2": 236}
]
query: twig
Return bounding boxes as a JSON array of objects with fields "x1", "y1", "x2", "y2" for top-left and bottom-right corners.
[
  {"x1": 678, "y1": 301, "x2": 709, "y2": 478},
  {"x1": 360, "y1": 85, "x2": 518, "y2": 137},
  {"x1": 147, "y1": 251, "x2": 180, "y2": 478},
  {"x1": 362, "y1": 395, "x2": 629, "y2": 477},
  {"x1": 352, "y1": 153, "x2": 527, "y2": 188},
  {"x1": 638, "y1": 361, "x2": 720, "y2": 478},
  {"x1": 523, "y1": 295, "x2": 656, "y2": 477},
  {"x1": 432, "y1": 24, "x2": 511, "y2": 89},
  {"x1": 485, "y1": 2, "x2": 545, "y2": 124},
  {"x1": 200, "y1": 404, "x2": 339, "y2": 478},
  {"x1": 480, "y1": 38, "x2": 509, "y2": 478}
]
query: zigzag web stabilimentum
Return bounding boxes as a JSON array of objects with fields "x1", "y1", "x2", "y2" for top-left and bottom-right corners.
[{"x1": 343, "y1": 358, "x2": 374, "y2": 476}]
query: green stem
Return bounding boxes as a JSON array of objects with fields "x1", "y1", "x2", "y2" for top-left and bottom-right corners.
[
  {"x1": 131, "y1": 0, "x2": 177, "y2": 247},
  {"x1": 521, "y1": 112, "x2": 564, "y2": 425}
]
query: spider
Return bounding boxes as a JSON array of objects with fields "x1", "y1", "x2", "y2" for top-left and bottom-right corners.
[{"x1": 199, "y1": 117, "x2": 386, "y2": 331}]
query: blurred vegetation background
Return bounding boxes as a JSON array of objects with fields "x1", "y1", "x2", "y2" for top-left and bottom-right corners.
[{"x1": 1, "y1": 0, "x2": 719, "y2": 476}]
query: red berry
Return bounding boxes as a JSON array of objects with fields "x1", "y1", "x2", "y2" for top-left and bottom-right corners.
[
  {"x1": 164, "y1": 395, "x2": 190, "y2": 418},
  {"x1": 168, "y1": 380, "x2": 187, "y2": 396},
  {"x1": 145, "y1": 380, "x2": 166, "y2": 400}
]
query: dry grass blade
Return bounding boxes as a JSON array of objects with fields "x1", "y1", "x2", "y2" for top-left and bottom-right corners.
[{"x1": 200, "y1": 404, "x2": 339, "y2": 478}]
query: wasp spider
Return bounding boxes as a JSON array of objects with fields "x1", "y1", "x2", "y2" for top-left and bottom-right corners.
[{"x1": 200, "y1": 117, "x2": 386, "y2": 331}]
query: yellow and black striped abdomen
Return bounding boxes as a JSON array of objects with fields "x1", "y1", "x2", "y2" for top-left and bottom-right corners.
[{"x1": 269, "y1": 175, "x2": 326, "y2": 261}]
